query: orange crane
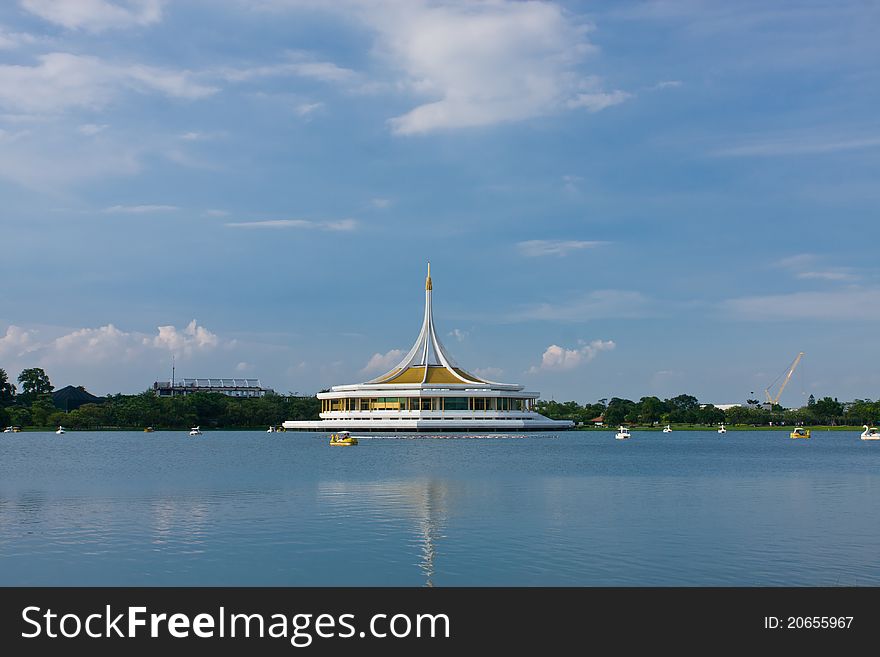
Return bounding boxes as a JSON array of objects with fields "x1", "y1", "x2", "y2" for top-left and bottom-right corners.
[{"x1": 764, "y1": 352, "x2": 804, "y2": 409}]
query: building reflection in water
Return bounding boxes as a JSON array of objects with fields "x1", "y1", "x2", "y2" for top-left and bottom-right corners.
[{"x1": 317, "y1": 478, "x2": 450, "y2": 587}]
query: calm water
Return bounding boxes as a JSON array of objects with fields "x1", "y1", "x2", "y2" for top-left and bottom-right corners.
[{"x1": 1, "y1": 430, "x2": 878, "y2": 586}]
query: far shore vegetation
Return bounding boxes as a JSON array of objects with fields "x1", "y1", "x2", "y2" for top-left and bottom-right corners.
[
  {"x1": 0, "y1": 367, "x2": 318, "y2": 431},
  {"x1": 1, "y1": 367, "x2": 877, "y2": 432}
]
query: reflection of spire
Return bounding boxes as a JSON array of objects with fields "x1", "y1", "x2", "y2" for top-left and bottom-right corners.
[
  {"x1": 415, "y1": 480, "x2": 447, "y2": 588},
  {"x1": 316, "y1": 478, "x2": 450, "y2": 586},
  {"x1": 425, "y1": 261, "x2": 432, "y2": 291}
]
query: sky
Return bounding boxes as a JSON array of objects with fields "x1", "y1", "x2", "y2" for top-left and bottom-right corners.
[{"x1": 1, "y1": 0, "x2": 878, "y2": 406}]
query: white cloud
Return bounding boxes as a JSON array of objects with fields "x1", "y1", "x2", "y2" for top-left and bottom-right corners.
[
  {"x1": 777, "y1": 252, "x2": 859, "y2": 283},
  {"x1": 0, "y1": 128, "x2": 31, "y2": 143},
  {"x1": 715, "y1": 135, "x2": 880, "y2": 157},
  {"x1": 529, "y1": 339, "x2": 615, "y2": 373},
  {"x1": 448, "y1": 328, "x2": 467, "y2": 342},
  {"x1": 650, "y1": 80, "x2": 683, "y2": 90},
  {"x1": 21, "y1": 0, "x2": 164, "y2": 32},
  {"x1": 355, "y1": 0, "x2": 626, "y2": 134},
  {"x1": 370, "y1": 197, "x2": 392, "y2": 208},
  {"x1": 220, "y1": 52, "x2": 356, "y2": 84},
  {"x1": 0, "y1": 127, "x2": 141, "y2": 189},
  {"x1": 0, "y1": 28, "x2": 39, "y2": 49},
  {"x1": 103, "y1": 204, "x2": 178, "y2": 213},
  {"x1": 1, "y1": 321, "x2": 224, "y2": 373},
  {"x1": 565, "y1": 89, "x2": 631, "y2": 112},
  {"x1": 0, "y1": 53, "x2": 216, "y2": 114},
  {"x1": 51, "y1": 324, "x2": 142, "y2": 363},
  {"x1": 294, "y1": 102, "x2": 323, "y2": 117},
  {"x1": 149, "y1": 320, "x2": 220, "y2": 355},
  {"x1": 360, "y1": 348, "x2": 404, "y2": 375},
  {"x1": 473, "y1": 366, "x2": 503, "y2": 380},
  {"x1": 517, "y1": 239, "x2": 606, "y2": 257},
  {"x1": 0, "y1": 325, "x2": 37, "y2": 358},
  {"x1": 510, "y1": 290, "x2": 651, "y2": 322},
  {"x1": 225, "y1": 218, "x2": 357, "y2": 231},
  {"x1": 720, "y1": 288, "x2": 880, "y2": 321},
  {"x1": 235, "y1": 361, "x2": 252, "y2": 372},
  {"x1": 178, "y1": 131, "x2": 217, "y2": 141},
  {"x1": 78, "y1": 123, "x2": 108, "y2": 135}
]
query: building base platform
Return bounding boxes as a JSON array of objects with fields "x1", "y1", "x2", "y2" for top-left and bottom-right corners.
[{"x1": 282, "y1": 418, "x2": 574, "y2": 432}]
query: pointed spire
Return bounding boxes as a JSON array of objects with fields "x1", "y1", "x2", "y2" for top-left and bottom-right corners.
[{"x1": 364, "y1": 262, "x2": 495, "y2": 385}]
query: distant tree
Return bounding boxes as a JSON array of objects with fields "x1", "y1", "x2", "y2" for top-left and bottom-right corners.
[
  {"x1": 637, "y1": 396, "x2": 667, "y2": 424},
  {"x1": 0, "y1": 368, "x2": 15, "y2": 405},
  {"x1": 666, "y1": 394, "x2": 700, "y2": 423},
  {"x1": 17, "y1": 368, "x2": 54, "y2": 396},
  {"x1": 813, "y1": 397, "x2": 844, "y2": 425},
  {"x1": 604, "y1": 397, "x2": 635, "y2": 425},
  {"x1": 807, "y1": 394, "x2": 816, "y2": 407}
]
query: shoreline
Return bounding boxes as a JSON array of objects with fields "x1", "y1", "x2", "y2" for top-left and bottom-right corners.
[{"x1": 3, "y1": 425, "x2": 871, "y2": 433}]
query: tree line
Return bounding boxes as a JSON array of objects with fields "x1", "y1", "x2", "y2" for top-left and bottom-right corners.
[
  {"x1": 3, "y1": 366, "x2": 878, "y2": 430},
  {"x1": 535, "y1": 394, "x2": 878, "y2": 427},
  {"x1": 0, "y1": 367, "x2": 319, "y2": 430}
]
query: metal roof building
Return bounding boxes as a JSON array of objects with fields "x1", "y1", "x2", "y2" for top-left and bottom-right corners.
[{"x1": 152, "y1": 378, "x2": 274, "y2": 398}]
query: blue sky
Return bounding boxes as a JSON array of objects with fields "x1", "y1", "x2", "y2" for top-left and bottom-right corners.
[{"x1": 1, "y1": 0, "x2": 878, "y2": 405}]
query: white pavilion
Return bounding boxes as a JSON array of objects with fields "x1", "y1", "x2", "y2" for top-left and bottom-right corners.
[{"x1": 283, "y1": 265, "x2": 573, "y2": 432}]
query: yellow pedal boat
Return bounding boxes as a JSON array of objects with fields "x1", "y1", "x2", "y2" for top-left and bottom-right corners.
[
  {"x1": 790, "y1": 427, "x2": 811, "y2": 439},
  {"x1": 329, "y1": 431, "x2": 358, "y2": 446}
]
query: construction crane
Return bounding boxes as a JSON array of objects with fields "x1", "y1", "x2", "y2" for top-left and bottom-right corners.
[{"x1": 764, "y1": 352, "x2": 804, "y2": 410}]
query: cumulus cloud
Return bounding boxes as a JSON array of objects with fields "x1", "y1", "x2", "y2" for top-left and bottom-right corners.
[
  {"x1": 360, "y1": 348, "x2": 404, "y2": 375},
  {"x1": 51, "y1": 324, "x2": 142, "y2": 363},
  {"x1": 0, "y1": 325, "x2": 37, "y2": 358},
  {"x1": 529, "y1": 339, "x2": 615, "y2": 373},
  {"x1": 150, "y1": 320, "x2": 220, "y2": 355},
  {"x1": 517, "y1": 239, "x2": 606, "y2": 257},
  {"x1": 0, "y1": 320, "x2": 225, "y2": 383},
  {"x1": 21, "y1": 0, "x2": 164, "y2": 32},
  {"x1": 0, "y1": 52, "x2": 216, "y2": 114},
  {"x1": 225, "y1": 218, "x2": 357, "y2": 231}
]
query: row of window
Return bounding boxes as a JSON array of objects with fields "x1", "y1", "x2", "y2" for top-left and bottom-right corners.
[{"x1": 322, "y1": 397, "x2": 532, "y2": 413}]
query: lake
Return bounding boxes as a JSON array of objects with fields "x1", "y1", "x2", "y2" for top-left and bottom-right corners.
[{"x1": 1, "y1": 430, "x2": 878, "y2": 586}]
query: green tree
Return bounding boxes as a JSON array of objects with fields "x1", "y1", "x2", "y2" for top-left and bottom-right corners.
[
  {"x1": 18, "y1": 368, "x2": 54, "y2": 396},
  {"x1": 813, "y1": 397, "x2": 844, "y2": 425},
  {"x1": 29, "y1": 396, "x2": 57, "y2": 427},
  {"x1": 637, "y1": 396, "x2": 667, "y2": 424},
  {"x1": 666, "y1": 394, "x2": 700, "y2": 423},
  {"x1": 604, "y1": 398, "x2": 636, "y2": 426},
  {"x1": 0, "y1": 367, "x2": 15, "y2": 405}
]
